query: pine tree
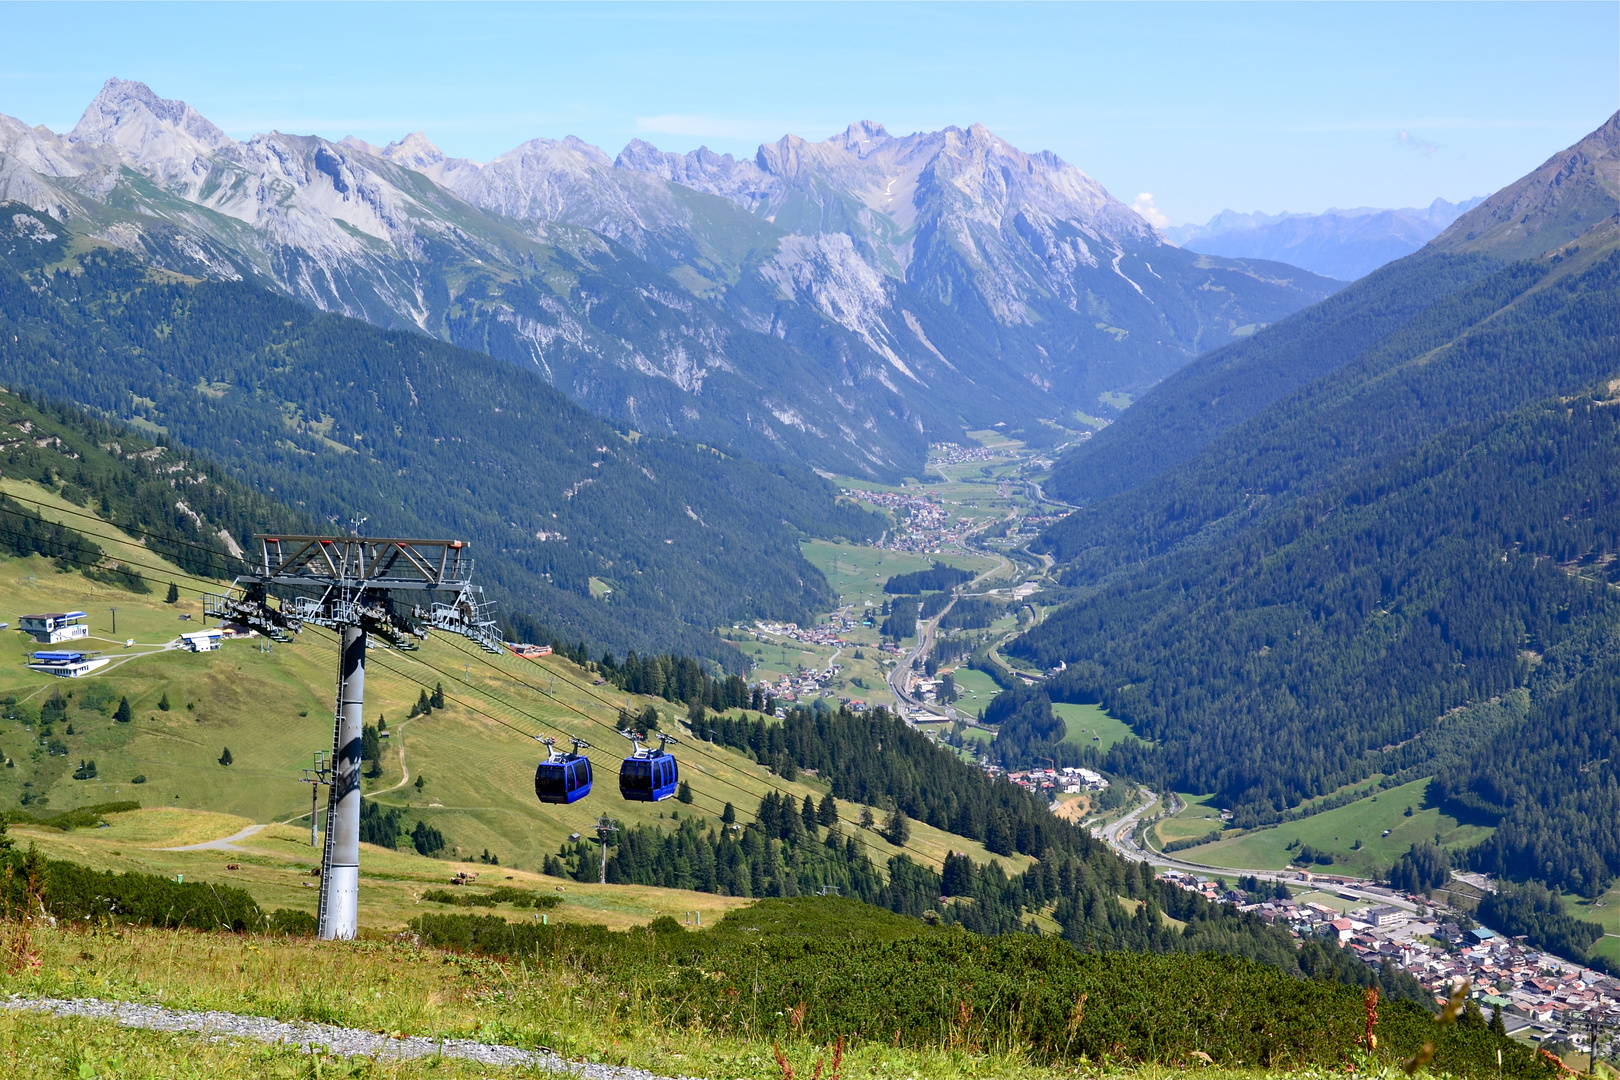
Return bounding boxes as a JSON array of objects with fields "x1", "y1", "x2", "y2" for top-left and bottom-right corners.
[
  {"x1": 113, "y1": 696, "x2": 132, "y2": 724},
  {"x1": 817, "y1": 793, "x2": 838, "y2": 827},
  {"x1": 677, "y1": 779, "x2": 693, "y2": 804},
  {"x1": 414, "y1": 774, "x2": 426, "y2": 791},
  {"x1": 158, "y1": 692, "x2": 170, "y2": 712},
  {"x1": 165, "y1": 581, "x2": 180, "y2": 603},
  {"x1": 218, "y1": 747, "x2": 233, "y2": 767},
  {"x1": 860, "y1": 806, "x2": 876, "y2": 830},
  {"x1": 430, "y1": 683, "x2": 445, "y2": 709},
  {"x1": 883, "y1": 808, "x2": 911, "y2": 846},
  {"x1": 721, "y1": 802, "x2": 736, "y2": 824},
  {"x1": 801, "y1": 794, "x2": 819, "y2": 834},
  {"x1": 1489, "y1": 1005, "x2": 1506, "y2": 1036}
]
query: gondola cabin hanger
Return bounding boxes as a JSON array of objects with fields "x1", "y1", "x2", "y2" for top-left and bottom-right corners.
[
  {"x1": 534, "y1": 736, "x2": 593, "y2": 804},
  {"x1": 618, "y1": 730, "x2": 679, "y2": 802}
]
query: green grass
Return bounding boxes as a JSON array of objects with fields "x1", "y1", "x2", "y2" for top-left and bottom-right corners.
[
  {"x1": 0, "y1": 1010, "x2": 518, "y2": 1080},
  {"x1": 0, "y1": 914, "x2": 1466, "y2": 1080},
  {"x1": 1191, "y1": 778, "x2": 1494, "y2": 876},
  {"x1": 1052, "y1": 701, "x2": 1141, "y2": 751},
  {"x1": 1151, "y1": 792, "x2": 1226, "y2": 847},
  {"x1": 800, "y1": 539, "x2": 936, "y2": 607},
  {"x1": 946, "y1": 666, "x2": 1002, "y2": 712},
  {"x1": 1567, "y1": 884, "x2": 1620, "y2": 965}
]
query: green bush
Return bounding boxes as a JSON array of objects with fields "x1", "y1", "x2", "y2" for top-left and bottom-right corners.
[
  {"x1": 408, "y1": 897, "x2": 1551, "y2": 1078},
  {"x1": 1, "y1": 801, "x2": 140, "y2": 831},
  {"x1": 420, "y1": 886, "x2": 562, "y2": 909}
]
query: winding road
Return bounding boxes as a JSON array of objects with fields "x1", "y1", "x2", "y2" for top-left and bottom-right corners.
[{"x1": 1094, "y1": 786, "x2": 1421, "y2": 913}]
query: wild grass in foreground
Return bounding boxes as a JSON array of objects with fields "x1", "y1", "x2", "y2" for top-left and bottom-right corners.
[
  {"x1": 0, "y1": 901, "x2": 1553, "y2": 1080},
  {"x1": 0, "y1": 921, "x2": 1053, "y2": 1080}
]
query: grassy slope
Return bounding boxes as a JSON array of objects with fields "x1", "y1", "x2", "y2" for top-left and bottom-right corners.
[
  {"x1": 0, "y1": 479, "x2": 1028, "y2": 931},
  {"x1": 1191, "y1": 778, "x2": 1494, "y2": 875},
  {"x1": 1052, "y1": 701, "x2": 1140, "y2": 751}
]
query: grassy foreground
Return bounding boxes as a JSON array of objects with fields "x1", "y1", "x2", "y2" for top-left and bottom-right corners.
[
  {"x1": 0, "y1": 910, "x2": 1528, "y2": 1080},
  {"x1": 0, "y1": 919, "x2": 1051, "y2": 1080}
]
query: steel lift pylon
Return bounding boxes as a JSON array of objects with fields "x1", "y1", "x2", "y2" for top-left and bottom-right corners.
[{"x1": 207, "y1": 535, "x2": 502, "y2": 940}]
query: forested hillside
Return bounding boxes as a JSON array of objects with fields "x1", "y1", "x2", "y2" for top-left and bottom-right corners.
[
  {"x1": 1024, "y1": 371, "x2": 1620, "y2": 832},
  {"x1": 1004, "y1": 119, "x2": 1620, "y2": 897},
  {"x1": 0, "y1": 387, "x2": 307, "y2": 579},
  {"x1": 0, "y1": 205, "x2": 883, "y2": 663},
  {"x1": 1047, "y1": 111, "x2": 1619, "y2": 505},
  {"x1": 1044, "y1": 252, "x2": 1501, "y2": 503},
  {"x1": 680, "y1": 703, "x2": 1426, "y2": 1000}
]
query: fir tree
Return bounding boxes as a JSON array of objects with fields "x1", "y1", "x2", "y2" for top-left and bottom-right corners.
[
  {"x1": 165, "y1": 581, "x2": 179, "y2": 603},
  {"x1": 113, "y1": 696, "x2": 132, "y2": 724},
  {"x1": 218, "y1": 747, "x2": 233, "y2": 767},
  {"x1": 817, "y1": 792, "x2": 838, "y2": 827}
]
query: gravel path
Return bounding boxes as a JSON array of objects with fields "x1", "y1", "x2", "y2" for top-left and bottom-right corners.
[
  {"x1": 2, "y1": 995, "x2": 692, "y2": 1079},
  {"x1": 161, "y1": 823, "x2": 268, "y2": 852}
]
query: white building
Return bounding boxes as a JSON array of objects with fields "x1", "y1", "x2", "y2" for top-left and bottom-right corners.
[
  {"x1": 20, "y1": 612, "x2": 89, "y2": 644},
  {"x1": 27, "y1": 650, "x2": 110, "y2": 678},
  {"x1": 179, "y1": 629, "x2": 223, "y2": 652},
  {"x1": 1366, "y1": 904, "x2": 1409, "y2": 929}
]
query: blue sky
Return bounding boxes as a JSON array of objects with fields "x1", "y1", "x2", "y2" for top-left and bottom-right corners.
[{"x1": 1, "y1": 1, "x2": 1613, "y2": 224}]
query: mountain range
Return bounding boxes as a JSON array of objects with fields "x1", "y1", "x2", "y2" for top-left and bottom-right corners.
[
  {"x1": 1164, "y1": 197, "x2": 1486, "y2": 281},
  {"x1": 0, "y1": 79, "x2": 1340, "y2": 480}
]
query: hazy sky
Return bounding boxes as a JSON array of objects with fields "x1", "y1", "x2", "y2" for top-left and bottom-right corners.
[{"x1": 1, "y1": 1, "x2": 1614, "y2": 224}]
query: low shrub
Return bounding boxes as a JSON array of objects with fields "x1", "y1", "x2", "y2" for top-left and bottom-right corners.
[{"x1": 408, "y1": 897, "x2": 1552, "y2": 1078}]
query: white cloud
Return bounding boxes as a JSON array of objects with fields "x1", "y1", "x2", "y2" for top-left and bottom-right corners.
[
  {"x1": 633, "y1": 114, "x2": 761, "y2": 139},
  {"x1": 1397, "y1": 130, "x2": 1440, "y2": 156},
  {"x1": 1131, "y1": 192, "x2": 1170, "y2": 228}
]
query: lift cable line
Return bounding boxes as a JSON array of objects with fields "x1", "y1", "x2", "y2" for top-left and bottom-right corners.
[
  {"x1": 203, "y1": 534, "x2": 502, "y2": 941},
  {"x1": 1, "y1": 506, "x2": 954, "y2": 867}
]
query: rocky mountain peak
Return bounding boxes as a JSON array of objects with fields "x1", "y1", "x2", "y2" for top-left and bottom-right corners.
[
  {"x1": 1434, "y1": 111, "x2": 1620, "y2": 261},
  {"x1": 834, "y1": 120, "x2": 893, "y2": 153},
  {"x1": 381, "y1": 131, "x2": 448, "y2": 171},
  {"x1": 69, "y1": 77, "x2": 231, "y2": 155}
]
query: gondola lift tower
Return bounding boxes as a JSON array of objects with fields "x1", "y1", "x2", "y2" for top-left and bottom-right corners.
[{"x1": 207, "y1": 535, "x2": 502, "y2": 940}]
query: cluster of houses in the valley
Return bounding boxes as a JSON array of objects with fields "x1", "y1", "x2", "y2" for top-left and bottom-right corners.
[
  {"x1": 752, "y1": 613, "x2": 857, "y2": 649},
  {"x1": 929, "y1": 441, "x2": 998, "y2": 466},
  {"x1": 1156, "y1": 869, "x2": 1620, "y2": 1045},
  {"x1": 842, "y1": 488, "x2": 975, "y2": 554},
  {"x1": 981, "y1": 764, "x2": 1110, "y2": 796},
  {"x1": 758, "y1": 663, "x2": 845, "y2": 706}
]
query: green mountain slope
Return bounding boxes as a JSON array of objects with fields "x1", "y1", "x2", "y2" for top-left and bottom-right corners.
[
  {"x1": 0, "y1": 206, "x2": 883, "y2": 663},
  {"x1": 1005, "y1": 117, "x2": 1620, "y2": 895},
  {"x1": 1047, "y1": 111, "x2": 1620, "y2": 505}
]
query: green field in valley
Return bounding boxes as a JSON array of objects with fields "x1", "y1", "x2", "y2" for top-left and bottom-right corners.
[
  {"x1": 1190, "y1": 778, "x2": 1494, "y2": 877},
  {"x1": 1151, "y1": 792, "x2": 1227, "y2": 847},
  {"x1": 1052, "y1": 701, "x2": 1141, "y2": 751},
  {"x1": 800, "y1": 539, "x2": 938, "y2": 608}
]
